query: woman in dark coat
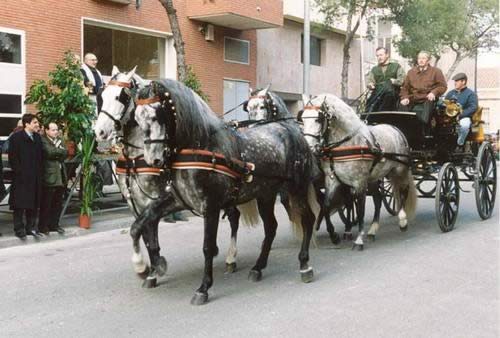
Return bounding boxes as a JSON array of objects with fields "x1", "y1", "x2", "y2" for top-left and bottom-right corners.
[{"x1": 8, "y1": 114, "x2": 43, "y2": 239}]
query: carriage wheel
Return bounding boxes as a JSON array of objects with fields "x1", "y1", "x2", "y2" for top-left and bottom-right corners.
[
  {"x1": 379, "y1": 178, "x2": 398, "y2": 216},
  {"x1": 475, "y1": 142, "x2": 497, "y2": 220},
  {"x1": 435, "y1": 163, "x2": 460, "y2": 232},
  {"x1": 339, "y1": 196, "x2": 359, "y2": 229}
]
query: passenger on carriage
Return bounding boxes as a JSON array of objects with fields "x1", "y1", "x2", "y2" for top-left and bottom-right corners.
[
  {"x1": 399, "y1": 51, "x2": 447, "y2": 129},
  {"x1": 445, "y1": 73, "x2": 478, "y2": 151},
  {"x1": 365, "y1": 47, "x2": 405, "y2": 112}
]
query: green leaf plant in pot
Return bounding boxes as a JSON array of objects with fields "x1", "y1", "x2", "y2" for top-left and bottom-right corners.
[{"x1": 79, "y1": 132, "x2": 96, "y2": 229}]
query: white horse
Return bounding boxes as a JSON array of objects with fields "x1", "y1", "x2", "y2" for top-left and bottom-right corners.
[{"x1": 301, "y1": 93, "x2": 417, "y2": 249}]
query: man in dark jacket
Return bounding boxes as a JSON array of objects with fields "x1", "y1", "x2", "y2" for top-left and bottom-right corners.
[
  {"x1": 8, "y1": 114, "x2": 43, "y2": 239},
  {"x1": 400, "y1": 51, "x2": 447, "y2": 124},
  {"x1": 445, "y1": 73, "x2": 478, "y2": 150},
  {"x1": 38, "y1": 122, "x2": 67, "y2": 235},
  {"x1": 366, "y1": 47, "x2": 405, "y2": 112}
]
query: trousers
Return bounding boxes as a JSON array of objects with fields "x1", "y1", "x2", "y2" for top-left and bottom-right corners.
[
  {"x1": 457, "y1": 117, "x2": 471, "y2": 146},
  {"x1": 38, "y1": 186, "x2": 65, "y2": 232}
]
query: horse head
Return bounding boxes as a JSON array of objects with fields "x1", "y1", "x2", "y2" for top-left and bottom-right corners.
[
  {"x1": 299, "y1": 94, "x2": 332, "y2": 152},
  {"x1": 245, "y1": 84, "x2": 279, "y2": 121},
  {"x1": 94, "y1": 66, "x2": 145, "y2": 141}
]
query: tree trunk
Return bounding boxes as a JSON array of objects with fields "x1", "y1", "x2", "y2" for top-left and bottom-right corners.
[
  {"x1": 158, "y1": 0, "x2": 187, "y2": 82},
  {"x1": 445, "y1": 53, "x2": 464, "y2": 80}
]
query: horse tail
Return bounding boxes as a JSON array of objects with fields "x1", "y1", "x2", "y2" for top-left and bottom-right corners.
[
  {"x1": 237, "y1": 199, "x2": 260, "y2": 227},
  {"x1": 392, "y1": 169, "x2": 417, "y2": 220},
  {"x1": 288, "y1": 183, "x2": 320, "y2": 241}
]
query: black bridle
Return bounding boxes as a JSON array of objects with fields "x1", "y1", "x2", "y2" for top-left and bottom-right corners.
[{"x1": 98, "y1": 79, "x2": 136, "y2": 133}]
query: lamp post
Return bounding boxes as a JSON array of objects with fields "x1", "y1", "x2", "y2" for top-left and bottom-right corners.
[{"x1": 303, "y1": 0, "x2": 310, "y2": 97}]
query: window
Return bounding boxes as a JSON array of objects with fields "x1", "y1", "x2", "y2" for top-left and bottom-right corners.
[
  {"x1": 0, "y1": 32, "x2": 21, "y2": 64},
  {"x1": 0, "y1": 94, "x2": 22, "y2": 115},
  {"x1": 224, "y1": 37, "x2": 250, "y2": 64},
  {"x1": 377, "y1": 37, "x2": 392, "y2": 55},
  {"x1": 84, "y1": 24, "x2": 166, "y2": 79},
  {"x1": 301, "y1": 35, "x2": 322, "y2": 66},
  {"x1": 223, "y1": 80, "x2": 249, "y2": 121}
]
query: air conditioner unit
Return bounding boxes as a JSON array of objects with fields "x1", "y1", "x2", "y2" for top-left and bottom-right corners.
[{"x1": 205, "y1": 24, "x2": 215, "y2": 42}]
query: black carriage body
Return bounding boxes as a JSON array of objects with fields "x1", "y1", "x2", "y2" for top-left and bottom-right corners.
[{"x1": 359, "y1": 109, "x2": 496, "y2": 232}]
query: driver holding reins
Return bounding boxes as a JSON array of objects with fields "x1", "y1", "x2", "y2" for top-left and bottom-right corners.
[{"x1": 444, "y1": 73, "x2": 478, "y2": 152}]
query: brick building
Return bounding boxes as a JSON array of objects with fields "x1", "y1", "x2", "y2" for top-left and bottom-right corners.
[{"x1": 0, "y1": 0, "x2": 283, "y2": 139}]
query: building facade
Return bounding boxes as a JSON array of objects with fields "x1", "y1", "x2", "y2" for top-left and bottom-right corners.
[
  {"x1": 257, "y1": 0, "x2": 362, "y2": 114},
  {"x1": 0, "y1": 0, "x2": 283, "y2": 139}
]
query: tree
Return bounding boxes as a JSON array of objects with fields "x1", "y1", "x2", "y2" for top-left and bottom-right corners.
[
  {"x1": 158, "y1": 0, "x2": 208, "y2": 101},
  {"x1": 158, "y1": 0, "x2": 187, "y2": 83},
  {"x1": 314, "y1": 0, "x2": 378, "y2": 99},
  {"x1": 387, "y1": 0, "x2": 499, "y2": 79}
]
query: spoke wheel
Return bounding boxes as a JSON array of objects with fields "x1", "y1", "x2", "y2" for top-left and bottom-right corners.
[
  {"x1": 475, "y1": 142, "x2": 497, "y2": 220},
  {"x1": 435, "y1": 162, "x2": 460, "y2": 232},
  {"x1": 379, "y1": 178, "x2": 398, "y2": 216},
  {"x1": 339, "y1": 195, "x2": 359, "y2": 228}
]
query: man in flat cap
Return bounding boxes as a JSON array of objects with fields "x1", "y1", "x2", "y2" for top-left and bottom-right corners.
[{"x1": 445, "y1": 72, "x2": 478, "y2": 151}]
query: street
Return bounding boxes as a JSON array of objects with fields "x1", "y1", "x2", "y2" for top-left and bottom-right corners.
[{"x1": 0, "y1": 191, "x2": 498, "y2": 338}]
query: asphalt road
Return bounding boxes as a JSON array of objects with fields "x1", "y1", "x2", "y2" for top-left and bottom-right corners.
[{"x1": 0, "y1": 189, "x2": 498, "y2": 338}]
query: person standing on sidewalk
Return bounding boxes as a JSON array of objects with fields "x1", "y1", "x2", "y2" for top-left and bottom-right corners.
[
  {"x1": 38, "y1": 122, "x2": 67, "y2": 235},
  {"x1": 8, "y1": 114, "x2": 43, "y2": 240}
]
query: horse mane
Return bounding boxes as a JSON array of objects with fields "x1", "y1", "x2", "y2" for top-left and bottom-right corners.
[
  {"x1": 138, "y1": 79, "x2": 232, "y2": 151},
  {"x1": 319, "y1": 93, "x2": 364, "y2": 130}
]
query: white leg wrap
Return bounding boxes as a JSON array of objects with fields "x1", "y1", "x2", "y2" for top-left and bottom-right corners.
[
  {"x1": 225, "y1": 238, "x2": 237, "y2": 264},
  {"x1": 368, "y1": 222, "x2": 379, "y2": 236},
  {"x1": 354, "y1": 232, "x2": 364, "y2": 245},
  {"x1": 132, "y1": 252, "x2": 147, "y2": 273},
  {"x1": 398, "y1": 209, "x2": 407, "y2": 228}
]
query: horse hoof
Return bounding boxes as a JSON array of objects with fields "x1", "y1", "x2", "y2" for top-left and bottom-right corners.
[
  {"x1": 248, "y1": 270, "x2": 262, "y2": 282},
  {"x1": 352, "y1": 243, "x2": 364, "y2": 251},
  {"x1": 399, "y1": 226, "x2": 408, "y2": 232},
  {"x1": 136, "y1": 265, "x2": 150, "y2": 280},
  {"x1": 300, "y1": 267, "x2": 314, "y2": 283},
  {"x1": 367, "y1": 234, "x2": 376, "y2": 242},
  {"x1": 329, "y1": 232, "x2": 341, "y2": 245},
  {"x1": 343, "y1": 233, "x2": 353, "y2": 241},
  {"x1": 190, "y1": 292, "x2": 208, "y2": 306},
  {"x1": 225, "y1": 262, "x2": 237, "y2": 274},
  {"x1": 142, "y1": 276, "x2": 157, "y2": 288},
  {"x1": 156, "y1": 256, "x2": 168, "y2": 277}
]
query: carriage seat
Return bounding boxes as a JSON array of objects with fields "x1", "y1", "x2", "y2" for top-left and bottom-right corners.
[{"x1": 467, "y1": 106, "x2": 484, "y2": 142}]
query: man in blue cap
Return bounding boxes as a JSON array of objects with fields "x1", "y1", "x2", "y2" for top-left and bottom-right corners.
[{"x1": 445, "y1": 72, "x2": 478, "y2": 151}]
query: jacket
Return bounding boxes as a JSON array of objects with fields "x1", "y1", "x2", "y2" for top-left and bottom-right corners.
[
  {"x1": 400, "y1": 65, "x2": 447, "y2": 103},
  {"x1": 41, "y1": 134, "x2": 68, "y2": 187}
]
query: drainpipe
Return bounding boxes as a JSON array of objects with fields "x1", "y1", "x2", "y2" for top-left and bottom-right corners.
[{"x1": 303, "y1": 0, "x2": 310, "y2": 97}]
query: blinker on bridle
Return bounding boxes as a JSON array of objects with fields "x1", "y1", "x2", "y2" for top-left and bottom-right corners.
[
  {"x1": 99, "y1": 79, "x2": 135, "y2": 132},
  {"x1": 245, "y1": 94, "x2": 278, "y2": 118}
]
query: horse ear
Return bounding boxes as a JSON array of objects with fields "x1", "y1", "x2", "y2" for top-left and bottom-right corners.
[
  {"x1": 302, "y1": 94, "x2": 309, "y2": 105},
  {"x1": 242, "y1": 100, "x2": 249, "y2": 112},
  {"x1": 112, "y1": 66, "x2": 120, "y2": 77},
  {"x1": 262, "y1": 83, "x2": 271, "y2": 95},
  {"x1": 248, "y1": 87, "x2": 253, "y2": 95},
  {"x1": 132, "y1": 73, "x2": 147, "y2": 88},
  {"x1": 125, "y1": 66, "x2": 138, "y2": 80}
]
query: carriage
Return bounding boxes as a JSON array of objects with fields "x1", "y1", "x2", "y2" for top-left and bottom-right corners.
[{"x1": 356, "y1": 101, "x2": 497, "y2": 232}]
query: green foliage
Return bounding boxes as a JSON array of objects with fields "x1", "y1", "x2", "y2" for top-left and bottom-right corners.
[
  {"x1": 386, "y1": 0, "x2": 499, "y2": 64},
  {"x1": 25, "y1": 51, "x2": 95, "y2": 143},
  {"x1": 79, "y1": 133, "x2": 96, "y2": 216},
  {"x1": 183, "y1": 65, "x2": 209, "y2": 102}
]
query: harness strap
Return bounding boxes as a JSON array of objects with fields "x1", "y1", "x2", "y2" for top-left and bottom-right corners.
[
  {"x1": 171, "y1": 149, "x2": 255, "y2": 181},
  {"x1": 116, "y1": 156, "x2": 163, "y2": 176},
  {"x1": 107, "y1": 80, "x2": 132, "y2": 88},
  {"x1": 135, "y1": 96, "x2": 161, "y2": 106},
  {"x1": 322, "y1": 145, "x2": 377, "y2": 161}
]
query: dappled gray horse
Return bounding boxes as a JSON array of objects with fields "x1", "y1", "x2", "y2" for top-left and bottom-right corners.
[
  {"x1": 245, "y1": 86, "x2": 342, "y2": 245},
  {"x1": 94, "y1": 67, "x2": 246, "y2": 287},
  {"x1": 134, "y1": 79, "x2": 320, "y2": 305},
  {"x1": 301, "y1": 93, "x2": 417, "y2": 250}
]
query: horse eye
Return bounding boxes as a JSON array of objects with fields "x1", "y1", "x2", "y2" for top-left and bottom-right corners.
[{"x1": 152, "y1": 117, "x2": 157, "y2": 122}]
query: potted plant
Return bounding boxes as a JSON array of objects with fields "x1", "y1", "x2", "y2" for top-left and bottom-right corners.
[{"x1": 79, "y1": 133, "x2": 96, "y2": 229}]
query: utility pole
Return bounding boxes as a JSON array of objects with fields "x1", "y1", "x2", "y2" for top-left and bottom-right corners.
[{"x1": 303, "y1": 0, "x2": 310, "y2": 97}]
